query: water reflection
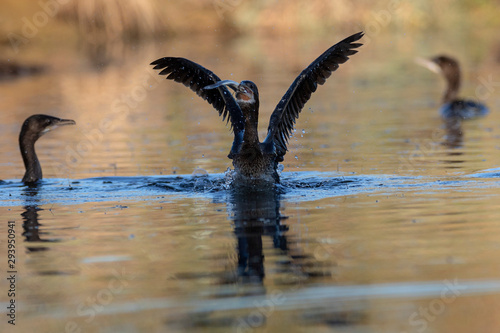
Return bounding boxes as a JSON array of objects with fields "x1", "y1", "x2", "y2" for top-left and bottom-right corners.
[
  {"x1": 440, "y1": 118, "x2": 465, "y2": 170},
  {"x1": 168, "y1": 185, "x2": 365, "y2": 330},
  {"x1": 442, "y1": 118, "x2": 463, "y2": 149},
  {"x1": 226, "y1": 184, "x2": 334, "y2": 288},
  {"x1": 229, "y1": 187, "x2": 288, "y2": 284},
  {"x1": 21, "y1": 184, "x2": 59, "y2": 252},
  {"x1": 82, "y1": 40, "x2": 133, "y2": 70},
  {"x1": 229, "y1": 187, "x2": 362, "y2": 329}
]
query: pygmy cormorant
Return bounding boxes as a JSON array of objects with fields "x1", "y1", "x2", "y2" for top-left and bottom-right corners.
[
  {"x1": 417, "y1": 55, "x2": 489, "y2": 119},
  {"x1": 19, "y1": 114, "x2": 75, "y2": 183},
  {"x1": 151, "y1": 32, "x2": 363, "y2": 184}
]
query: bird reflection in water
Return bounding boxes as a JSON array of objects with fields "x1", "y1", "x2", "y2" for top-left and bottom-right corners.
[
  {"x1": 228, "y1": 187, "x2": 289, "y2": 284},
  {"x1": 221, "y1": 185, "x2": 334, "y2": 289},
  {"x1": 442, "y1": 118, "x2": 463, "y2": 149},
  {"x1": 440, "y1": 118, "x2": 466, "y2": 171},
  {"x1": 167, "y1": 186, "x2": 366, "y2": 330},
  {"x1": 21, "y1": 184, "x2": 59, "y2": 252}
]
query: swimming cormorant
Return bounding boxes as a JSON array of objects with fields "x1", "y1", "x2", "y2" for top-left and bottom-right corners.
[
  {"x1": 19, "y1": 114, "x2": 76, "y2": 184},
  {"x1": 151, "y1": 32, "x2": 363, "y2": 184},
  {"x1": 417, "y1": 55, "x2": 489, "y2": 119}
]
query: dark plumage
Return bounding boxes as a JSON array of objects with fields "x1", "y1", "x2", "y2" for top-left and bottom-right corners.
[
  {"x1": 19, "y1": 114, "x2": 76, "y2": 183},
  {"x1": 151, "y1": 32, "x2": 363, "y2": 184},
  {"x1": 418, "y1": 55, "x2": 489, "y2": 120}
]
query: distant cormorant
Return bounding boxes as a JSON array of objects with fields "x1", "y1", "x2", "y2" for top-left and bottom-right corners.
[
  {"x1": 19, "y1": 114, "x2": 75, "y2": 183},
  {"x1": 151, "y1": 32, "x2": 363, "y2": 184},
  {"x1": 417, "y1": 55, "x2": 489, "y2": 119}
]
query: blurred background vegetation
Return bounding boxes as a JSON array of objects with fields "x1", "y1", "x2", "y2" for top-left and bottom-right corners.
[{"x1": 1, "y1": 0, "x2": 499, "y2": 46}]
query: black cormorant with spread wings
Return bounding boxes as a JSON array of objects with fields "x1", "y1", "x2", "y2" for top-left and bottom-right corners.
[{"x1": 151, "y1": 32, "x2": 363, "y2": 184}]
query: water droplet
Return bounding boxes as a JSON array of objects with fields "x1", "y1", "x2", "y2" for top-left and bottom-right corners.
[
  {"x1": 294, "y1": 155, "x2": 298, "y2": 160},
  {"x1": 302, "y1": 129, "x2": 305, "y2": 134}
]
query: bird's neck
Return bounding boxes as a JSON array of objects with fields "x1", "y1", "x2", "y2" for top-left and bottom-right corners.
[
  {"x1": 443, "y1": 69, "x2": 461, "y2": 104},
  {"x1": 240, "y1": 101, "x2": 260, "y2": 145},
  {"x1": 19, "y1": 134, "x2": 42, "y2": 183}
]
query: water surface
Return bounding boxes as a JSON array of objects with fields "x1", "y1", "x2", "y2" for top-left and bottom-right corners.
[{"x1": 1, "y1": 30, "x2": 500, "y2": 332}]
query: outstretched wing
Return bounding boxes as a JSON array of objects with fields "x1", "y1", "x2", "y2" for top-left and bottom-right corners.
[
  {"x1": 264, "y1": 32, "x2": 363, "y2": 160},
  {"x1": 150, "y1": 57, "x2": 245, "y2": 134}
]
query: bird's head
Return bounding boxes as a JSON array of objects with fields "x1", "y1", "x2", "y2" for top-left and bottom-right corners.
[
  {"x1": 204, "y1": 80, "x2": 259, "y2": 104},
  {"x1": 204, "y1": 80, "x2": 260, "y2": 129},
  {"x1": 431, "y1": 55, "x2": 459, "y2": 71},
  {"x1": 20, "y1": 114, "x2": 76, "y2": 142},
  {"x1": 416, "y1": 55, "x2": 460, "y2": 82}
]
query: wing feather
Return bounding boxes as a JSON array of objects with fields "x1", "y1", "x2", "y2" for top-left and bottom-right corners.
[
  {"x1": 264, "y1": 32, "x2": 363, "y2": 159},
  {"x1": 151, "y1": 57, "x2": 244, "y2": 133}
]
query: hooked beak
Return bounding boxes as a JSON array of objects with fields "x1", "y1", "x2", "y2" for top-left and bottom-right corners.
[
  {"x1": 415, "y1": 57, "x2": 441, "y2": 74},
  {"x1": 42, "y1": 118, "x2": 76, "y2": 134},
  {"x1": 204, "y1": 80, "x2": 239, "y2": 92},
  {"x1": 56, "y1": 118, "x2": 77, "y2": 126},
  {"x1": 204, "y1": 80, "x2": 254, "y2": 102}
]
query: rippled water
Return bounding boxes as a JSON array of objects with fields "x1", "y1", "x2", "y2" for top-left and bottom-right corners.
[{"x1": 1, "y1": 29, "x2": 500, "y2": 332}]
